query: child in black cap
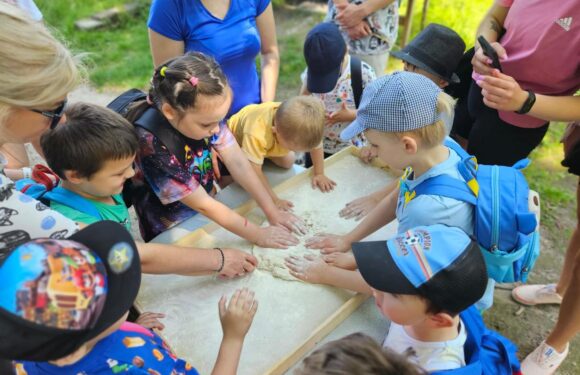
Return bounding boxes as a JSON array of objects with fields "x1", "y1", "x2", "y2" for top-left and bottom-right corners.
[{"x1": 0, "y1": 221, "x2": 258, "y2": 375}]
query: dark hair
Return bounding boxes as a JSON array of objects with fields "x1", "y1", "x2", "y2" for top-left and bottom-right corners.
[
  {"x1": 296, "y1": 333, "x2": 427, "y2": 375},
  {"x1": 125, "y1": 51, "x2": 228, "y2": 123},
  {"x1": 41, "y1": 102, "x2": 139, "y2": 179}
]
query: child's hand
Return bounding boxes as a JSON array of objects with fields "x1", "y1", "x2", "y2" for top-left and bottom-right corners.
[
  {"x1": 326, "y1": 102, "x2": 356, "y2": 125},
  {"x1": 323, "y1": 252, "x2": 357, "y2": 270},
  {"x1": 136, "y1": 312, "x2": 165, "y2": 331},
  {"x1": 285, "y1": 255, "x2": 328, "y2": 284},
  {"x1": 219, "y1": 288, "x2": 258, "y2": 341},
  {"x1": 269, "y1": 210, "x2": 307, "y2": 235},
  {"x1": 219, "y1": 249, "x2": 258, "y2": 278},
  {"x1": 311, "y1": 174, "x2": 337, "y2": 193},
  {"x1": 358, "y1": 146, "x2": 377, "y2": 164},
  {"x1": 274, "y1": 197, "x2": 294, "y2": 212},
  {"x1": 306, "y1": 233, "x2": 352, "y2": 254},
  {"x1": 339, "y1": 196, "x2": 377, "y2": 221},
  {"x1": 256, "y1": 225, "x2": 300, "y2": 248}
]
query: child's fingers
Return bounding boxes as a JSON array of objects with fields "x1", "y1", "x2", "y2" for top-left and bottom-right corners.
[
  {"x1": 218, "y1": 295, "x2": 227, "y2": 318},
  {"x1": 250, "y1": 299, "x2": 259, "y2": 316},
  {"x1": 230, "y1": 289, "x2": 241, "y2": 310},
  {"x1": 243, "y1": 290, "x2": 255, "y2": 311}
]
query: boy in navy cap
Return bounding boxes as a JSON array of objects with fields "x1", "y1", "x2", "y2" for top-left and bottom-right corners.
[
  {"x1": 353, "y1": 224, "x2": 487, "y2": 371},
  {"x1": 300, "y1": 22, "x2": 377, "y2": 167},
  {"x1": 0, "y1": 221, "x2": 258, "y2": 375}
]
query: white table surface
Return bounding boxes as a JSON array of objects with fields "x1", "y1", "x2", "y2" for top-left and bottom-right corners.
[{"x1": 151, "y1": 161, "x2": 391, "y2": 373}]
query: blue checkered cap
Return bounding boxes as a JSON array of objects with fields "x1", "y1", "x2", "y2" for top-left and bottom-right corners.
[{"x1": 340, "y1": 71, "x2": 443, "y2": 141}]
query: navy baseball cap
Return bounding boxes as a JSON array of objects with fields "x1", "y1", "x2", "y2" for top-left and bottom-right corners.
[
  {"x1": 0, "y1": 221, "x2": 141, "y2": 361},
  {"x1": 353, "y1": 225, "x2": 487, "y2": 315},
  {"x1": 340, "y1": 71, "x2": 442, "y2": 141},
  {"x1": 304, "y1": 22, "x2": 347, "y2": 93}
]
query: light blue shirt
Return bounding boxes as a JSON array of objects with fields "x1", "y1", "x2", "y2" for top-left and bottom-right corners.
[{"x1": 396, "y1": 146, "x2": 474, "y2": 236}]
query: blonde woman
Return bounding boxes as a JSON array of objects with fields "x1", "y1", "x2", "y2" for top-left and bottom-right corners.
[{"x1": 0, "y1": 3, "x2": 256, "y2": 277}]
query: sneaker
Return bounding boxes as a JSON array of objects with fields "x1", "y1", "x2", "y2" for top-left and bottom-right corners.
[
  {"x1": 512, "y1": 284, "x2": 562, "y2": 306},
  {"x1": 521, "y1": 341, "x2": 568, "y2": 375}
]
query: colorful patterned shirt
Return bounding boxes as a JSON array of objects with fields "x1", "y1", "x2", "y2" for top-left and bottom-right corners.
[
  {"x1": 302, "y1": 55, "x2": 376, "y2": 154},
  {"x1": 14, "y1": 322, "x2": 200, "y2": 374},
  {"x1": 325, "y1": 0, "x2": 399, "y2": 56},
  {"x1": 132, "y1": 121, "x2": 236, "y2": 241}
]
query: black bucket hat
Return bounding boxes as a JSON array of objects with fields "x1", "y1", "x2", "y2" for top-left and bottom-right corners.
[
  {"x1": 392, "y1": 23, "x2": 466, "y2": 84},
  {"x1": 0, "y1": 221, "x2": 141, "y2": 362}
]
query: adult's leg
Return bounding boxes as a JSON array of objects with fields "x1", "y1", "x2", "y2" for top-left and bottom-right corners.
[
  {"x1": 556, "y1": 183, "x2": 580, "y2": 295},
  {"x1": 352, "y1": 52, "x2": 389, "y2": 77},
  {"x1": 466, "y1": 84, "x2": 549, "y2": 166}
]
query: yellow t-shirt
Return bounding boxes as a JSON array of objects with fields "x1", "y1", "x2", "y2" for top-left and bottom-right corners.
[{"x1": 227, "y1": 102, "x2": 290, "y2": 165}]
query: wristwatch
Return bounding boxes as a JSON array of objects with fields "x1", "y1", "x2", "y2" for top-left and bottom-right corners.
[{"x1": 516, "y1": 90, "x2": 536, "y2": 115}]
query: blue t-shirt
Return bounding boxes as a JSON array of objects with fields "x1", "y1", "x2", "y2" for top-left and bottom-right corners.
[
  {"x1": 148, "y1": 0, "x2": 270, "y2": 117},
  {"x1": 15, "y1": 322, "x2": 199, "y2": 374},
  {"x1": 396, "y1": 145, "x2": 474, "y2": 236}
]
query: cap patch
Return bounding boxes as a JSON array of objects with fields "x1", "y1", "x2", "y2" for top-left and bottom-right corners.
[{"x1": 108, "y1": 242, "x2": 134, "y2": 274}]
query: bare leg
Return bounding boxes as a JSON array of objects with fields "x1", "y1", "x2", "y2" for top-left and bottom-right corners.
[
  {"x1": 556, "y1": 182, "x2": 580, "y2": 295},
  {"x1": 546, "y1": 246, "x2": 580, "y2": 352},
  {"x1": 269, "y1": 152, "x2": 296, "y2": 169}
]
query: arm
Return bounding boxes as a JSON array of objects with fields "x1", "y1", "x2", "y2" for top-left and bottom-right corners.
[
  {"x1": 181, "y1": 186, "x2": 297, "y2": 248},
  {"x1": 306, "y1": 185, "x2": 399, "y2": 253},
  {"x1": 345, "y1": 184, "x2": 398, "y2": 242},
  {"x1": 472, "y1": 3, "x2": 510, "y2": 75},
  {"x1": 340, "y1": 179, "x2": 397, "y2": 220},
  {"x1": 212, "y1": 289, "x2": 258, "y2": 375},
  {"x1": 219, "y1": 142, "x2": 304, "y2": 233},
  {"x1": 285, "y1": 255, "x2": 372, "y2": 294},
  {"x1": 477, "y1": 70, "x2": 580, "y2": 121},
  {"x1": 256, "y1": 4, "x2": 279, "y2": 102},
  {"x1": 148, "y1": 29, "x2": 185, "y2": 67},
  {"x1": 250, "y1": 161, "x2": 293, "y2": 210},
  {"x1": 136, "y1": 241, "x2": 257, "y2": 277},
  {"x1": 310, "y1": 147, "x2": 336, "y2": 192},
  {"x1": 335, "y1": 0, "x2": 395, "y2": 29}
]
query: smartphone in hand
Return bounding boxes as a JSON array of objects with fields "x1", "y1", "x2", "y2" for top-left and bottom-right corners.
[{"x1": 477, "y1": 35, "x2": 502, "y2": 71}]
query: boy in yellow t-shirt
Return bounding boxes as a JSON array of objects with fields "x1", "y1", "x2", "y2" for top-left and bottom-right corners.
[{"x1": 228, "y1": 97, "x2": 332, "y2": 211}]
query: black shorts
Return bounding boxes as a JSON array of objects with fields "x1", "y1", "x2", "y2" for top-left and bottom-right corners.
[
  {"x1": 452, "y1": 81, "x2": 549, "y2": 166},
  {"x1": 563, "y1": 141, "x2": 580, "y2": 177}
]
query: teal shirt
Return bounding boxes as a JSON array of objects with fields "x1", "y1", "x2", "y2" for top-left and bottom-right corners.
[{"x1": 50, "y1": 193, "x2": 131, "y2": 231}]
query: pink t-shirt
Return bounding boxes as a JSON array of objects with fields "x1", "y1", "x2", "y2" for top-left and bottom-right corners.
[{"x1": 477, "y1": 0, "x2": 580, "y2": 128}]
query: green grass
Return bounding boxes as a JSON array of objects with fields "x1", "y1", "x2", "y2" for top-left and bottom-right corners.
[{"x1": 37, "y1": 0, "x2": 153, "y2": 89}]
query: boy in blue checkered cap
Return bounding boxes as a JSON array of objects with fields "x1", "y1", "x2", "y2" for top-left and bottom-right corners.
[{"x1": 286, "y1": 72, "x2": 496, "y2": 306}]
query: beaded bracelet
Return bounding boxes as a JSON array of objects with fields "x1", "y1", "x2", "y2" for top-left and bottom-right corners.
[{"x1": 214, "y1": 247, "x2": 225, "y2": 273}]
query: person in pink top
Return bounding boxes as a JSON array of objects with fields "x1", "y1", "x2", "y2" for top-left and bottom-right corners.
[{"x1": 452, "y1": 0, "x2": 580, "y2": 166}]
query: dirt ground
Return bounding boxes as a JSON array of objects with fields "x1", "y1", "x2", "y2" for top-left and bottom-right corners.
[{"x1": 63, "y1": 4, "x2": 579, "y2": 373}]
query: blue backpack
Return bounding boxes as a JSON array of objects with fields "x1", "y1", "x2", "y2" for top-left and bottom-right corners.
[
  {"x1": 15, "y1": 166, "x2": 103, "y2": 219},
  {"x1": 411, "y1": 139, "x2": 540, "y2": 283},
  {"x1": 432, "y1": 306, "x2": 522, "y2": 375}
]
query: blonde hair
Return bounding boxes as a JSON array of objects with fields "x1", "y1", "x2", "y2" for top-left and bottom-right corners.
[
  {"x1": 275, "y1": 96, "x2": 325, "y2": 150},
  {"x1": 392, "y1": 92, "x2": 455, "y2": 148},
  {"x1": 0, "y1": 3, "x2": 84, "y2": 124}
]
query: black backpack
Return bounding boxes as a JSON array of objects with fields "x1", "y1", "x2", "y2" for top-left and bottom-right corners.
[{"x1": 107, "y1": 89, "x2": 189, "y2": 207}]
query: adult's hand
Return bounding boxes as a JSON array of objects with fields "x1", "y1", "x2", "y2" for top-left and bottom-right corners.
[
  {"x1": 476, "y1": 70, "x2": 528, "y2": 112},
  {"x1": 471, "y1": 42, "x2": 507, "y2": 76},
  {"x1": 305, "y1": 233, "x2": 352, "y2": 254},
  {"x1": 256, "y1": 225, "x2": 299, "y2": 249},
  {"x1": 335, "y1": 2, "x2": 366, "y2": 29},
  {"x1": 344, "y1": 21, "x2": 372, "y2": 40},
  {"x1": 220, "y1": 249, "x2": 259, "y2": 278}
]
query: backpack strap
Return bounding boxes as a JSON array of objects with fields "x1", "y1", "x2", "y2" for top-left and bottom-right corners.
[
  {"x1": 413, "y1": 174, "x2": 478, "y2": 205},
  {"x1": 444, "y1": 137, "x2": 471, "y2": 160},
  {"x1": 350, "y1": 55, "x2": 363, "y2": 109},
  {"x1": 135, "y1": 107, "x2": 188, "y2": 165},
  {"x1": 107, "y1": 88, "x2": 147, "y2": 115},
  {"x1": 43, "y1": 187, "x2": 102, "y2": 220}
]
